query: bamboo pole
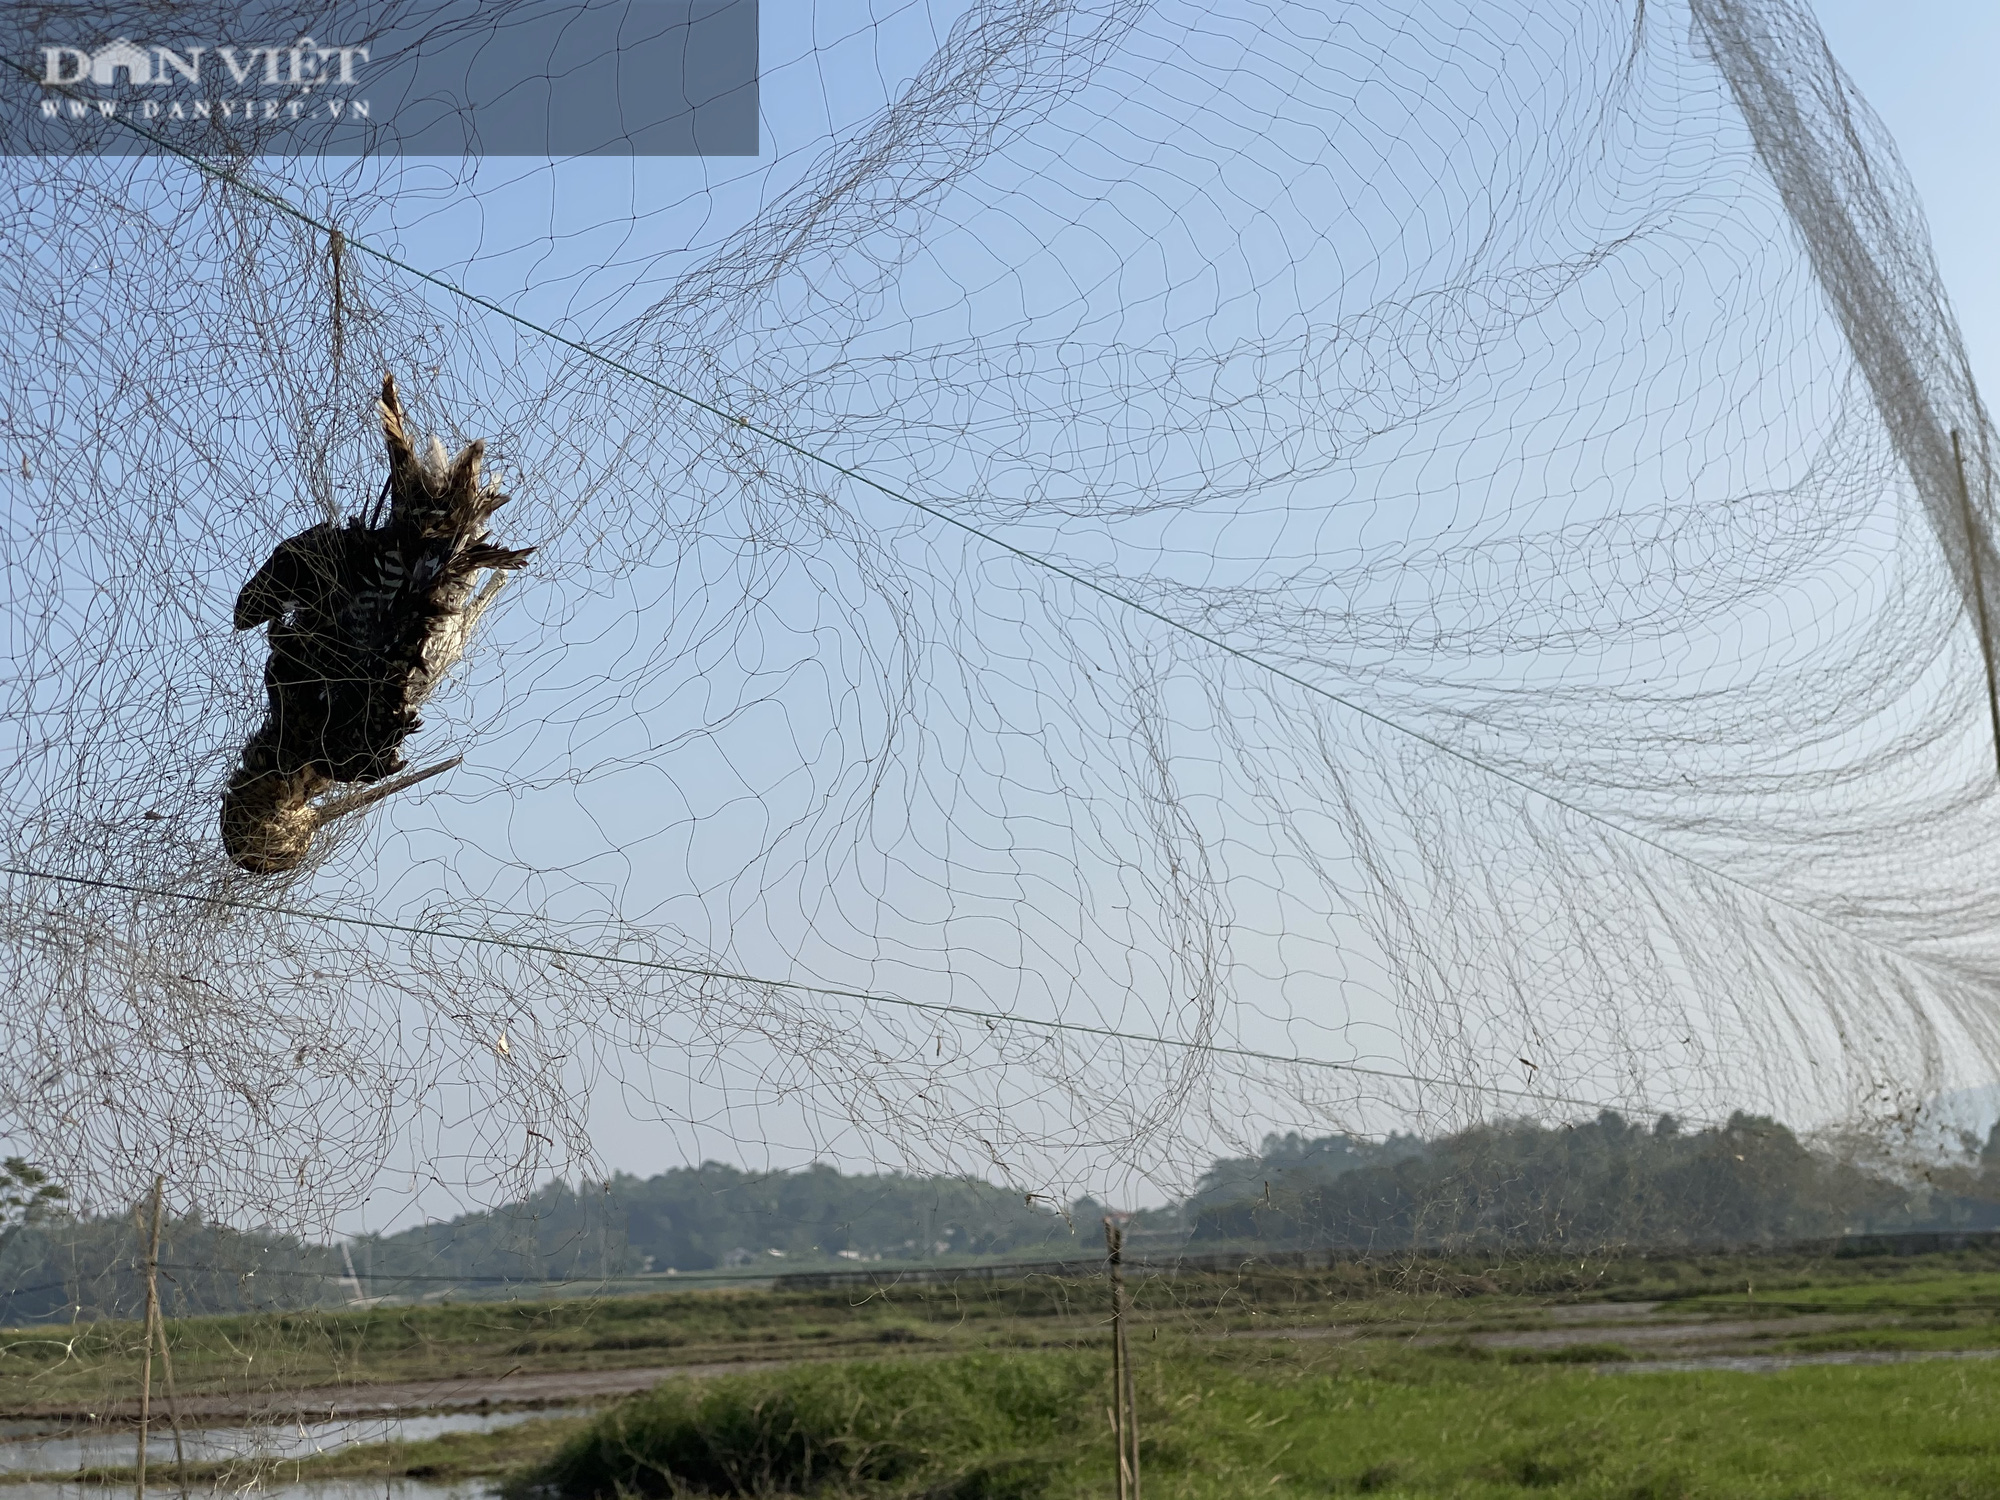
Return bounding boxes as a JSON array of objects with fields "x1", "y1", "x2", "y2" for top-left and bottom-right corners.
[
  {"x1": 1105, "y1": 1217, "x2": 1139, "y2": 1500},
  {"x1": 330, "y1": 228, "x2": 347, "y2": 386},
  {"x1": 1952, "y1": 429, "x2": 2000, "y2": 781},
  {"x1": 151, "y1": 1220, "x2": 187, "y2": 1499},
  {"x1": 134, "y1": 1177, "x2": 163, "y2": 1500},
  {"x1": 1120, "y1": 1241, "x2": 1139, "y2": 1500},
  {"x1": 1105, "y1": 1218, "x2": 1126, "y2": 1500},
  {"x1": 326, "y1": 225, "x2": 347, "y2": 527}
]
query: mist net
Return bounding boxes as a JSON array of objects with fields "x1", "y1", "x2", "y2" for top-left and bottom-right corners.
[{"x1": 2, "y1": 0, "x2": 1998, "y2": 1228}]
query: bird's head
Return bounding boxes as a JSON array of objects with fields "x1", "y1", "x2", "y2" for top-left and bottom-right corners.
[
  {"x1": 221, "y1": 756, "x2": 464, "y2": 874},
  {"x1": 221, "y1": 763, "x2": 332, "y2": 873}
]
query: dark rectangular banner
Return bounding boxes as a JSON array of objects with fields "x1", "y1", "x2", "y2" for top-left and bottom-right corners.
[{"x1": 4, "y1": 0, "x2": 758, "y2": 156}]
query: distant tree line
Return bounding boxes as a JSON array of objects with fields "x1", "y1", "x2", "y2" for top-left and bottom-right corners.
[
  {"x1": 0, "y1": 1212, "x2": 344, "y2": 1325},
  {"x1": 5, "y1": 1113, "x2": 2000, "y2": 1322},
  {"x1": 352, "y1": 1162, "x2": 1068, "y2": 1288},
  {"x1": 1182, "y1": 1112, "x2": 1976, "y2": 1250},
  {"x1": 0, "y1": 1163, "x2": 1072, "y2": 1322}
]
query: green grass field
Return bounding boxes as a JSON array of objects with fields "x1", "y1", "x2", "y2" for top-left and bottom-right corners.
[
  {"x1": 15, "y1": 1244, "x2": 2000, "y2": 1495},
  {"x1": 498, "y1": 1341, "x2": 2000, "y2": 1499},
  {"x1": 57, "y1": 1340, "x2": 2000, "y2": 1498}
]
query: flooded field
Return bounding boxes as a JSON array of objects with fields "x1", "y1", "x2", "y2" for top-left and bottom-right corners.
[
  {"x1": 0, "y1": 1406, "x2": 578, "y2": 1483},
  {"x1": 0, "y1": 1482, "x2": 490, "y2": 1500}
]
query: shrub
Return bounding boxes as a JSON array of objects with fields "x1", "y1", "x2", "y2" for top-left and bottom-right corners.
[{"x1": 508, "y1": 1351, "x2": 1097, "y2": 1498}]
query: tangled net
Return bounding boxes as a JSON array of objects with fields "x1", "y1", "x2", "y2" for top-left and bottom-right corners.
[{"x1": 1, "y1": 0, "x2": 1997, "y2": 1231}]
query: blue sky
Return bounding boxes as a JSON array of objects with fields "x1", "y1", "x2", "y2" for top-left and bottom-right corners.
[
  {"x1": 4, "y1": 1, "x2": 1975, "y2": 1233},
  {"x1": 1817, "y1": 2, "x2": 2000, "y2": 409},
  {"x1": 303, "y1": 0, "x2": 2000, "y2": 1234}
]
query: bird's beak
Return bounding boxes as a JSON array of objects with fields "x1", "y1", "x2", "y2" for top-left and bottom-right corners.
[{"x1": 312, "y1": 756, "x2": 464, "y2": 825}]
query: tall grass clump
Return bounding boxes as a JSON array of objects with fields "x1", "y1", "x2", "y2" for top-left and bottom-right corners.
[{"x1": 506, "y1": 1351, "x2": 1099, "y2": 1498}]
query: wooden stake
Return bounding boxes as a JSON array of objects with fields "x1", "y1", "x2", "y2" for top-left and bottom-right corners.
[
  {"x1": 1953, "y1": 429, "x2": 2000, "y2": 781},
  {"x1": 1105, "y1": 1217, "x2": 1140, "y2": 1500}
]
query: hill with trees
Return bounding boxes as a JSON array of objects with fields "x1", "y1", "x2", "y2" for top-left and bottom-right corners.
[
  {"x1": 7, "y1": 1113, "x2": 2000, "y2": 1322},
  {"x1": 1188, "y1": 1112, "x2": 2000, "y2": 1250}
]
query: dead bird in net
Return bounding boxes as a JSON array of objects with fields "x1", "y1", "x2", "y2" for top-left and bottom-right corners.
[{"x1": 221, "y1": 375, "x2": 535, "y2": 873}]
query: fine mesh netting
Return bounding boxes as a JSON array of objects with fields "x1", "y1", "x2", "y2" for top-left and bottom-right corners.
[{"x1": 1, "y1": 0, "x2": 1997, "y2": 1232}]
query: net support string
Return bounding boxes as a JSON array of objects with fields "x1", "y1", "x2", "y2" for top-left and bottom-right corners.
[{"x1": 0, "y1": 861, "x2": 1627, "y2": 1116}]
